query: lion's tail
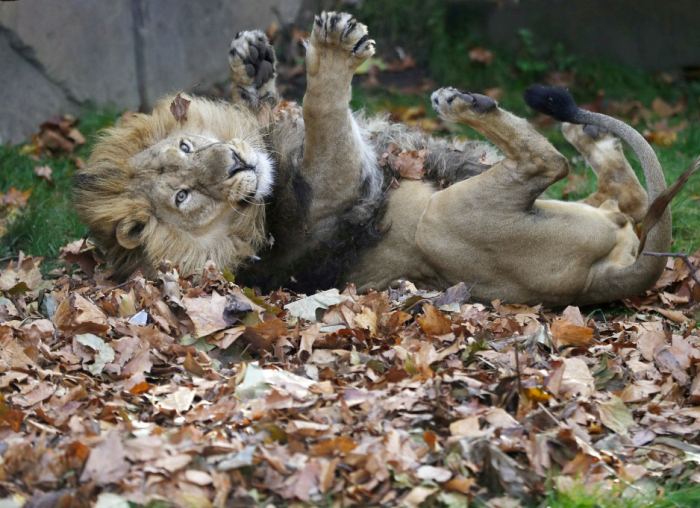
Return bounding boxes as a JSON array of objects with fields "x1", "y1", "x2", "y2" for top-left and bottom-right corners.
[{"x1": 524, "y1": 85, "x2": 672, "y2": 303}]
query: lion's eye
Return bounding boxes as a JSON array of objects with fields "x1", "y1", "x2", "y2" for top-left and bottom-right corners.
[
  {"x1": 180, "y1": 141, "x2": 191, "y2": 153},
  {"x1": 175, "y1": 190, "x2": 189, "y2": 205}
]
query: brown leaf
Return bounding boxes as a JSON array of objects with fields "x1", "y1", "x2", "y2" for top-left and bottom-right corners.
[
  {"x1": 170, "y1": 92, "x2": 191, "y2": 123},
  {"x1": 34, "y1": 165, "x2": 53, "y2": 183},
  {"x1": 183, "y1": 290, "x2": 230, "y2": 338},
  {"x1": 450, "y1": 417, "x2": 485, "y2": 437},
  {"x1": 59, "y1": 238, "x2": 100, "y2": 278},
  {"x1": 243, "y1": 318, "x2": 286, "y2": 352},
  {"x1": 52, "y1": 293, "x2": 110, "y2": 336},
  {"x1": 12, "y1": 381, "x2": 54, "y2": 407},
  {"x1": 0, "y1": 254, "x2": 43, "y2": 290},
  {"x1": 394, "y1": 149, "x2": 426, "y2": 180},
  {"x1": 416, "y1": 304, "x2": 452, "y2": 335},
  {"x1": 468, "y1": 47, "x2": 495, "y2": 65},
  {"x1": 308, "y1": 436, "x2": 357, "y2": 456},
  {"x1": 80, "y1": 431, "x2": 130, "y2": 486},
  {"x1": 655, "y1": 347, "x2": 689, "y2": 385},
  {"x1": 183, "y1": 352, "x2": 206, "y2": 377},
  {"x1": 652, "y1": 97, "x2": 686, "y2": 118},
  {"x1": 551, "y1": 317, "x2": 594, "y2": 349},
  {"x1": 0, "y1": 186, "x2": 32, "y2": 209}
]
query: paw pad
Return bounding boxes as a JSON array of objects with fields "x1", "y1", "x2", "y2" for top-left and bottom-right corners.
[{"x1": 229, "y1": 30, "x2": 276, "y2": 89}]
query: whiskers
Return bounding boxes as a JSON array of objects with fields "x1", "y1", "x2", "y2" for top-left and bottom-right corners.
[{"x1": 238, "y1": 196, "x2": 266, "y2": 206}]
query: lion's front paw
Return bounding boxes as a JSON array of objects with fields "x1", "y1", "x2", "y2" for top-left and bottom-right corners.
[
  {"x1": 229, "y1": 30, "x2": 276, "y2": 99},
  {"x1": 308, "y1": 12, "x2": 375, "y2": 73},
  {"x1": 431, "y1": 87, "x2": 498, "y2": 120}
]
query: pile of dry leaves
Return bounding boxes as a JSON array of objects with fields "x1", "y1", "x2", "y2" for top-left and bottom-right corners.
[{"x1": 1, "y1": 241, "x2": 700, "y2": 508}]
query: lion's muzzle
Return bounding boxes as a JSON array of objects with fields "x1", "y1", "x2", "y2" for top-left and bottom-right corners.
[{"x1": 227, "y1": 148, "x2": 256, "y2": 179}]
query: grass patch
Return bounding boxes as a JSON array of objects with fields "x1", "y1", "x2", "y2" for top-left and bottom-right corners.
[
  {"x1": 537, "y1": 482, "x2": 700, "y2": 508},
  {"x1": 0, "y1": 108, "x2": 121, "y2": 269}
]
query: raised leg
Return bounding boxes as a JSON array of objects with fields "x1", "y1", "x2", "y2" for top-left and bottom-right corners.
[
  {"x1": 302, "y1": 12, "x2": 376, "y2": 225},
  {"x1": 562, "y1": 123, "x2": 648, "y2": 222},
  {"x1": 430, "y1": 87, "x2": 570, "y2": 208},
  {"x1": 228, "y1": 30, "x2": 278, "y2": 107},
  {"x1": 415, "y1": 88, "x2": 637, "y2": 304}
]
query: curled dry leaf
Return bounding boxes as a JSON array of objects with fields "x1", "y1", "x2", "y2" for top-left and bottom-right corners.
[
  {"x1": 170, "y1": 92, "x2": 191, "y2": 123},
  {"x1": 468, "y1": 47, "x2": 495, "y2": 65},
  {"x1": 34, "y1": 165, "x2": 53, "y2": 183},
  {"x1": 394, "y1": 149, "x2": 427, "y2": 180}
]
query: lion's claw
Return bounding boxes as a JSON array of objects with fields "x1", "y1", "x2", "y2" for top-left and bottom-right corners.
[{"x1": 310, "y1": 12, "x2": 375, "y2": 67}]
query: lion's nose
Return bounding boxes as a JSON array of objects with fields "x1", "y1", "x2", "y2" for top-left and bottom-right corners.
[{"x1": 227, "y1": 149, "x2": 255, "y2": 178}]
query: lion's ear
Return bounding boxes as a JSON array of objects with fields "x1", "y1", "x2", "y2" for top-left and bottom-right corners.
[{"x1": 116, "y1": 218, "x2": 146, "y2": 250}]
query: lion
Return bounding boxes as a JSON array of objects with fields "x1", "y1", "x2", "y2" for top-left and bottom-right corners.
[{"x1": 74, "y1": 12, "x2": 671, "y2": 306}]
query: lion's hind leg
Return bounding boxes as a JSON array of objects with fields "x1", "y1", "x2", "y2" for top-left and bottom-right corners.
[
  {"x1": 431, "y1": 87, "x2": 570, "y2": 207},
  {"x1": 562, "y1": 123, "x2": 648, "y2": 223},
  {"x1": 229, "y1": 30, "x2": 278, "y2": 107}
]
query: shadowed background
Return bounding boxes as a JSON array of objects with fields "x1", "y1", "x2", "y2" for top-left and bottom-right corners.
[{"x1": 2, "y1": 0, "x2": 699, "y2": 143}]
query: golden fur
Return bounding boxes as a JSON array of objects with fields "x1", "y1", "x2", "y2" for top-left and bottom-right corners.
[
  {"x1": 75, "y1": 12, "x2": 671, "y2": 306},
  {"x1": 74, "y1": 97, "x2": 270, "y2": 278}
]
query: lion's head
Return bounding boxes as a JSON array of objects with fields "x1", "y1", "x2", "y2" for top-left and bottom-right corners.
[{"x1": 74, "y1": 95, "x2": 274, "y2": 278}]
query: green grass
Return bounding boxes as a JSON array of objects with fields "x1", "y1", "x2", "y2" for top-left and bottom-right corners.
[
  {"x1": 0, "y1": 108, "x2": 121, "y2": 268},
  {"x1": 538, "y1": 483, "x2": 700, "y2": 508}
]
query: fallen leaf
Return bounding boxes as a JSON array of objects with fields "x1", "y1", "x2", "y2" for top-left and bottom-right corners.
[
  {"x1": 170, "y1": 92, "x2": 191, "y2": 123},
  {"x1": 0, "y1": 254, "x2": 42, "y2": 290},
  {"x1": 52, "y1": 293, "x2": 110, "y2": 336},
  {"x1": 80, "y1": 431, "x2": 130, "y2": 486},
  {"x1": 285, "y1": 289, "x2": 350, "y2": 322},
  {"x1": 598, "y1": 395, "x2": 635, "y2": 435},
  {"x1": 394, "y1": 149, "x2": 427, "y2": 180},
  {"x1": 551, "y1": 317, "x2": 594, "y2": 349},
  {"x1": 417, "y1": 304, "x2": 452, "y2": 335},
  {"x1": 468, "y1": 47, "x2": 495, "y2": 65},
  {"x1": 34, "y1": 165, "x2": 53, "y2": 182},
  {"x1": 76, "y1": 333, "x2": 115, "y2": 375},
  {"x1": 183, "y1": 290, "x2": 230, "y2": 338},
  {"x1": 652, "y1": 97, "x2": 686, "y2": 118}
]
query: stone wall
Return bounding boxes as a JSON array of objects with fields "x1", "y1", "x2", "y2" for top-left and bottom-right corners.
[
  {"x1": 0, "y1": 0, "x2": 302, "y2": 144},
  {"x1": 2, "y1": 0, "x2": 699, "y2": 144}
]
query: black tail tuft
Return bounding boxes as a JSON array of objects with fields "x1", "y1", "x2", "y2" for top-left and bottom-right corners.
[{"x1": 523, "y1": 85, "x2": 580, "y2": 123}]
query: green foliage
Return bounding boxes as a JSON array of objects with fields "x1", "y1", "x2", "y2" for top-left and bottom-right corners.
[
  {"x1": 0, "y1": 108, "x2": 121, "y2": 267},
  {"x1": 539, "y1": 483, "x2": 700, "y2": 508},
  {"x1": 515, "y1": 28, "x2": 549, "y2": 80}
]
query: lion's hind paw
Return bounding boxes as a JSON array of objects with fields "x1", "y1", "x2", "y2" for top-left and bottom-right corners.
[{"x1": 431, "y1": 87, "x2": 497, "y2": 120}]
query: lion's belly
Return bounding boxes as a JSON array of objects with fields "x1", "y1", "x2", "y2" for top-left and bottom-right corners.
[{"x1": 343, "y1": 181, "x2": 446, "y2": 291}]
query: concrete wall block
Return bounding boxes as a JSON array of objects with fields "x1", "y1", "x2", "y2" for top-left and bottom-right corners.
[
  {"x1": 0, "y1": 0, "x2": 303, "y2": 143},
  {"x1": 0, "y1": 30, "x2": 78, "y2": 145},
  {"x1": 138, "y1": 0, "x2": 301, "y2": 107},
  {"x1": 0, "y1": 0, "x2": 141, "y2": 109}
]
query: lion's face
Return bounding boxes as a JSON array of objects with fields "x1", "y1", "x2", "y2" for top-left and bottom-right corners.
[
  {"x1": 75, "y1": 96, "x2": 274, "y2": 278},
  {"x1": 127, "y1": 132, "x2": 273, "y2": 239}
]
